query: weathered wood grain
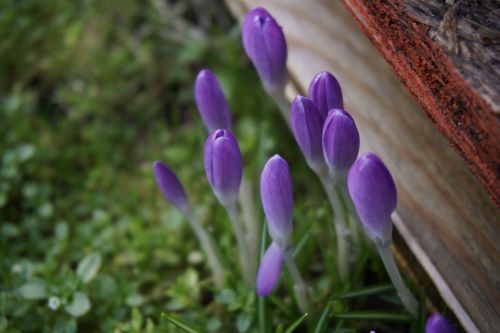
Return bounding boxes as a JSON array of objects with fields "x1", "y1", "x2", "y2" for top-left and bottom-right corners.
[
  {"x1": 341, "y1": 0, "x2": 500, "y2": 206},
  {"x1": 226, "y1": 1, "x2": 500, "y2": 332}
]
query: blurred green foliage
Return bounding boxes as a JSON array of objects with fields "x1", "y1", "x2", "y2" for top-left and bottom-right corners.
[{"x1": 0, "y1": 0, "x2": 424, "y2": 332}]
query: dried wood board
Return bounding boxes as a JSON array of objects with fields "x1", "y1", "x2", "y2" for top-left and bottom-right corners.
[{"x1": 225, "y1": 0, "x2": 500, "y2": 332}]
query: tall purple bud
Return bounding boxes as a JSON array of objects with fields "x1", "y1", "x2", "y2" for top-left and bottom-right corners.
[
  {"x1": 204, "y1": 129, "x2": 243, "y2": 206},
  {"x1": 256, "y1": 242, "x2": 283, "y2": 296},
  {"x1": 290, "y1": 96, "x2": 326, "y2": 173},
  {"x1": 347, "y1": 153, "x2": 396, "y2": 245},
  {"x1": 308, "y1": 71, "x2": 343, "y2": 119},
  {"x1": 260, "y1": 155, "x2": 293, "y2": 246},
  {"x1": 322, "y1": 109, "x2": 360, "y2": 180},
  {"x1": 153, "y1": 161, "x2": 190, "y2": 214},
  {"x1": 194, "y1": 69, "x2": 231, "y2": 133},
  {"x1": 425, "y1": 314, "x2": 458, "y2": 333},
  {"x1": 242, "y1": 7, "x2": 287, "y2": 93}
]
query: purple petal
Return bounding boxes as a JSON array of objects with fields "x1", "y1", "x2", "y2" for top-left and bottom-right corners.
[
  {"x1": 347, "y1": 153, "x2": 396, "y2": 244},
  {"x1": 290, "y1": 96, "x2": 326, "y2": 172},
  {"x1": 242, "y1": 7, "x2": 287, "y2": 91},
  {"x1": 308, "y1": 71, "x2": 343, "y2": 119},
  {"x1": 425, "y1": 314, "x2": 458, "y2": 333},
  {"x1": 256, "y1": 242, "x2": 283, "y2": 296},
  {"x1": 194, "y1": 69, "x2": 231, "y2": 132},
  {"x1": 153, "y1": 161, "x2": 189, "y2": 213},
  {"x1": 322, "y1": 108, "x2": 360, "y2": 178},
  {"x1": 204, "y1": 129, "x2": 242, "y2": 205},
  {"x1": 260, "y1": 155, "x2": 293, "y2": 243}
]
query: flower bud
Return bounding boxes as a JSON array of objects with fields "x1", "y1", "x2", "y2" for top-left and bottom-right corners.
[
  {"x1": 194, "y1": 69, "x2": 231, "y2": 133},
  {"x1": 347, "y1": 153, "x2": 396, "y2": 245},
  {"x1": 242, "y1": 7, "x2": 287, "y2": 92},
  {"x1": 256, "y1": 241, "x2": 283, "y2": 296},
  {"x1": 425, "y1": 314, "x2": 457, "y2": 333},
  {"x1": 308, "y1": 71, "x2": 343, "y2": 119},
  {"x1": 260, "y1": 155, "x2": 293, "y2": 245},
  {"x1": 290, "y1": 95, "x2": 326, "y2": 173},
  {"x1": 204, "y1": 129, "x2": 243, "y2": 205},
  {"x1": 322, "y1": 109, "x2": 360, "y2": 179},
  {"x1": 153, "y1": 161, "x2": 190, "y2": 214}
]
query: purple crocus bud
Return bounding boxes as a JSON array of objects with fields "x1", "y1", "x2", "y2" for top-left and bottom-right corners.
[
  {"x1": 204, "y1": 129, "x2": 243, "y2": 205},
  {"x1": 256, "y1": 241, "x2": 284, "y2": 296},
  {"x1": 322, "y1": 109, "x2": 360, "y2": 179},
  {"x1": 308, "y1": 71, "x2": 343, "y2": 119},
  {"x1": 242, "y1": 7, "x2": 287, "y2": 93},
  {"x1": 347, "y1": 153, "x2": 396, "y2": 245},
  {"x1": 194, "y1": 69, "x2": 231, "y2": 133},
  {"x1": 260, "y1": 155, "x2": 293, "y2": 246},
  {"x1": 290, "y1": 96, "x2": 326, "y2": 173},
  {"x1": 153, "y1": 161, "x2": 190, "y2": 214},
  {"x1": 425, "y1": 314, "x2": 458, "y2": 333}
]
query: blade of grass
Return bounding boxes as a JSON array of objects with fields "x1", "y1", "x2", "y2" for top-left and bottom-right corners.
[
  {"x1": 313, "y1": 301, "x2": 332, "y2": 333},
  {"x1": 334, "y1": 311, "x2": 412, "y2": 322},
  {"x1": 284, "y1": 313, "x2": 309, "y2": 333},
  {"x1": 333, "y1": 284, "x2": 394, "y2": 300},
  {"x1": 161, "y1": 313, "x2": 201, "y2": 333}
]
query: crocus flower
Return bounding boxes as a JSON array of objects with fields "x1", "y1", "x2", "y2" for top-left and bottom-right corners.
[
  {"x1": 204, "y1": 129, "x2": 243, "y2": 206},
  {"x1": 256, "y1": 241, "x2": 284, "y2": 296},
  {"x1": 153, "y1": 161, "x2": 190, "y2": 214},
  {"x1": 242, "y1": 7, "x2": 287, "y2": 93},
  {"x1": 308, "y1": 71, "x2": 343, "y2": 119},
  {"x1": 347, "y1": 153, "x2": 396, "y2": 245},
  {"x1": 194, "y1": 69, "x2": 231, "y2": 132},
  {"x1": 260, "y1": 154, "x2": 293, "y2": 246},
  {"x1": 290, "y1": 95, "x2": 326, "y2": 173},
  {"x1": 322, "y1": 109, "x2": 360, "y2": 179},
  {"x1": 425, "y1": 314, "x2": 458, "y2": 333}
]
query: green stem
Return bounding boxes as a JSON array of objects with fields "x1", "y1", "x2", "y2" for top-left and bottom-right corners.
[
  {"x1": 338, "y1": 181, "x2": 362, "y2": 243},
  {"x1": 267, "y1": 85, "x2": 290, "y2": 126},
  {"x1": 376, "y1": 242, "x2": 419, "y2": 316},
  {"x1": 283, "y1": 247, "x2": 310, "y2": 314},
  {"x1": 319, "y1": 176, "x2": 350, "y2": 281},
  {"x1": 185, "y1": 211, "x2": 225, "y2": 288},
  {"x1": 238, "y1": 179, "x2": 258, "y2": 267},
  {"x1": 226, "y1": 202, "x2": 255, "y2": 286}
]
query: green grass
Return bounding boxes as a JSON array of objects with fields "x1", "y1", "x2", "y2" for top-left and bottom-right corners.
[{"x1": 0, "y1": 0, "x2": 426, "y2": 332}]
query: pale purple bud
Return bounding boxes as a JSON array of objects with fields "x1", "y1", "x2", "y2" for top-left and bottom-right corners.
[
  {"x1": 204, "y1": 129, "x2": 242, "y2": 205},
  {"x1": 308, "y1": 71, "x2": 343, "y2": 119},
  {"x1": 260, "y1": 155, "x2": 293, "y2": 245},
  {"x1": 153, "y1": 161, "x2": 190, "y2": 214},
  {"x1": 194, "y1": 69, "x2": 231, "y2": 132},
  {"x1": 256, "y1": 241, "x2": 284, "y2": 296},
  {"x1": 290, "y1": 96, "x2": 326, "y2": 173},
  {"x1": 347, "y1": 153, "x2": 396, "y2": 244},
  {"x1": 425, "y1": 314, "x2": 457, "y2": 333},
  {"x1": 242, "y1": 7, "x2": 287, "y2": 92},
  {"x1": 322, "y1": 109, "x2": 360, "y2": 179}
]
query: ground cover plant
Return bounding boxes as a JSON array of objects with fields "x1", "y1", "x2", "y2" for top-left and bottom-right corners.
[{"x1": 0, "y1": 1, "x2": 457, "y2": 332}]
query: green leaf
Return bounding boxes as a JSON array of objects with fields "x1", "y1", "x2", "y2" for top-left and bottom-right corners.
[
  {"x1": 161, "y1": 313, "x2": 201, "y2": 333},
  {"x1": 333, "y1": 284, "x2": 394, "y2": 300},
  {"x1": 205, "y1": 318, "x2": 221, "y2": 332},
  {"x1": 76, "y1": 252, "x2": 102, "y2": 283},
  {"x1": 334, "y1": 311, "x2": 412, "y2": 322},
  {"x1": 236, "y1": 312, "x2": 252, "y2": 332},
  {"x1": 18, "y1": 279, "x2": 47, "y2": 300},
  {"x1": 314, "y1": 301, "x2": 332, "y2": 333},
  {"x1": 65, "y1": 292, "x2": 91, "y2": 317},
  {"x1": 284, "y1": 313, "x2": 308, "y2": 333}
]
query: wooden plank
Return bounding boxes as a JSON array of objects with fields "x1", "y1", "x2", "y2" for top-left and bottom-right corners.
[
  {"x1": 225, "y1": 1, "x2": 500, "y2": 332},
  {"x1": 341, "y1": 0, "x2": 500, "y2": 206}
]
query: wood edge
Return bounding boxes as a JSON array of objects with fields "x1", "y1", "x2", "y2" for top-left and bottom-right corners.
[{"x1": 340, "y1": 0, "x2": 500, "y2": 207}]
